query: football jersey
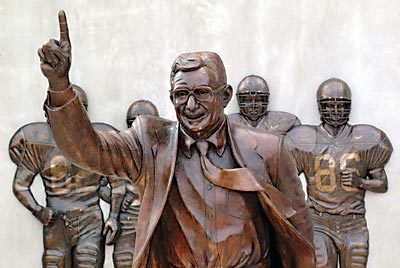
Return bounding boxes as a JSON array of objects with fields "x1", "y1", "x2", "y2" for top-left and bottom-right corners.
[
  {"x1": 284, "y1": 124, "x2": 392, "y2": 215},
  {"x1": 9, "y1": 122, "x2": 117, "y2": 211},
  {"x1": 228, "y1": 111, "x2": 301, "y2": 135}
]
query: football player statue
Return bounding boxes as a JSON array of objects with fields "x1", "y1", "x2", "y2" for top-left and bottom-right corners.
[
  {"x1": 284, "y1": 78, "x2": 393, "y2": 268},
  {"x1": 100, "y1": 99, "x2": 159, "y2": 268},
  {"x1": 228, "y1": 75, "x2": 301, "y2": 135},
  {"x1": 9, "y1": 85, "x2": 123, "y2": 268}
]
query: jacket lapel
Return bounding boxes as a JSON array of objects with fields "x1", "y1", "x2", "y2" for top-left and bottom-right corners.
[
  {"x1": 227, "y1": 119, "x2": 271, "y2": 183},
  {"x1": 133, "y1": 122, "x2": 179, "y2": 268}
]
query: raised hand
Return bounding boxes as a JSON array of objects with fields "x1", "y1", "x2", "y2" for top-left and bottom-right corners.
[{"x1": 38, "y1": 10, "x2": 71, "y2": 90}]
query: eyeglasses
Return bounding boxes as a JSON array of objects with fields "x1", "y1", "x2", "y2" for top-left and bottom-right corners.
[{"x1": 170, "y1": 84, "x2": 226, "y2": 105}]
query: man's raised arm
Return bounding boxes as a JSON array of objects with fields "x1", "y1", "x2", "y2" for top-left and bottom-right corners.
[{"x1": 39, "y1": 11, "x2": 142, "y2": 180}]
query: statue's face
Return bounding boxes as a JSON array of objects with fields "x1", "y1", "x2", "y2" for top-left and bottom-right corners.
[
  {"x1": 318, "y1": 99, "x2": 351, "y2": 127},
  {"x1": 237, "y1": 93, "x2": 268, "y2": 122},
  {"x1": 170, "y1": 68, "x2": 227, "y2": 139}
]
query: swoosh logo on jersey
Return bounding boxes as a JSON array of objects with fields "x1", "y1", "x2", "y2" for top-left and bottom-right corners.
[{"x1": 270, "y1": 125, "x2": 279, "y2": 129}]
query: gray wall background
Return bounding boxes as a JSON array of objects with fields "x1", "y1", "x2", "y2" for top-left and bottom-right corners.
[{"x1": 1, "y1": 0, "x2": 399, "y2": 267}]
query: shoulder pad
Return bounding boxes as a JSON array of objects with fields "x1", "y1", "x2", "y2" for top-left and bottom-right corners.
[
  {"x1": 9, "y1": 122, "x2": 53, "y2": 166},
  {"x1": 9, "y1": 122, "x2": 54, "y2": 147},
  {"x1": 266, "y1": 111, "x2": 301, "y2": 132},
  {"x1": 351, "y1": 124, "x2": 393, "y2": 152},
  {"x1": 351, "y1": 124, "x2": 393, "y2": 168},
  {"x1": 267, "y1": 110, "x2": 299, "y2": 123},
  {"x1": 227, "y1": 113, "x2": 242, "y2": 122},
  {"x1": 284, "y1": 125, "x2": 318, "y2": 152},
  {"x1": 93, "y1": 122, "x2": 119, "y2": 132},
  {"x1": 285, "y1": 125, "x2": 317, "y2": 144},
  {"x1": 352, "y1": 124, "x2": 388, "y2": 143},
  {"x1": 229, "y1": 121, "x2": 281, "y2": 156}
]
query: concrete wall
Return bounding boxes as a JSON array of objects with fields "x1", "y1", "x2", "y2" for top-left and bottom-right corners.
[{"x1": 1, "y1": 0, "x2": 399, "y2": 267}]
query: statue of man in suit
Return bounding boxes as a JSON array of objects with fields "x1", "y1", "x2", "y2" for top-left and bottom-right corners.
[{"x1": 37, "y1": 11, "x2": 315, "y2": 267}]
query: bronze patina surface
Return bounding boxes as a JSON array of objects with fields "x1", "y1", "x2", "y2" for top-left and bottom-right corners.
[
  {"x1": 285, "y1": 78, "x2": 393, "y2": 268},
  {"x1": 33, "y1": 10, "x2": 315, "y2": 267},
  {"x1": 9, "y1": 85, "x2": 122, "y2": 268}
]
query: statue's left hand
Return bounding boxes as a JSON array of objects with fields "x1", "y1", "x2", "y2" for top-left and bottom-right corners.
[
  {"x1": 103, "y1": 216, "x2": 119, "y2": 245},
  {"x1": 38, "y1": 10, "x2": 71, "y2": 90}
]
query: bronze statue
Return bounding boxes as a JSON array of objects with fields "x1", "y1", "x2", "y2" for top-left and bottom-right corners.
[
  {"x1": 37, "y1": 11, "x2": 316, "y2": 267},
  {"x1": 284, "y1": 78, "x2": 393, "y2": 268},
  {"x1": 9, "y1": 85, "x2": 121, "y2": 268},
  {"x1": 228, "y1": 75, "x2": 300, "y2": 134},
  {"x1": 126, "y1": 100, "x2": 159, "y2": 127},
  {"x1": 100, "y1": 100, "x2": 160, "y2": 268}
]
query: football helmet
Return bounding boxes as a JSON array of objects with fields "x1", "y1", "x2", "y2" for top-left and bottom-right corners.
[
  {"x1": 236, "y1": 75, "x2": 270, "y2": 122},
  {"x1": 317, "y1": 78, "x2": 351, "y2": 127},
  {"x1": 126, "y1": 100, "x2": 159, "y2": 128}
]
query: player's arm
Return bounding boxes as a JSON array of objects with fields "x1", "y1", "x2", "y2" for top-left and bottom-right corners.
[
  {"x1": 361, "y1": 168, "x2": 388, "y2": 193},
  {"x1": 283, "y1": 134, "x2": 305, "y2": 175},
  {"x1": 12, "y1": 167, "x2": 41, "y2": 215},
  {"x1": 274, "y1": 138, "x2": 313, "y2": 244},
  {"x1": 103, "y1": 176, "x2": 126, "y2": 244},
  {"x1": 39, "y1": 11, "x2": 143, "y2": 182},
  {"x1": 12, "y1": 167, "x2": 55, "y2": 226},
  {"x1": 342, "y1": 167, "x2": 388, "y2": 193},
  {"x1": 99, "y1": 177, "x2": 111, "y2": 203},
  {"x1": 9, "y1": 128, "x2": 56, "y2": 226},
  {"x1": 342, "y1": 132, "x2": 392, "y2": 193}
]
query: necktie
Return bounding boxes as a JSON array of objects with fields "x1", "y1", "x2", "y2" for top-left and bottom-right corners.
[
  {"x1": 195, "y1": 140, "x2": 296, "y2": 218},
  {"x1": 195, "y1": 140, "x2": 264, "y2": 192}
]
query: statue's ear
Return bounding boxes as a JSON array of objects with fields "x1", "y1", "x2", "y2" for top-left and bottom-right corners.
[{"x1": 223, "y1": 84, "x2": 233, "y2": 108}]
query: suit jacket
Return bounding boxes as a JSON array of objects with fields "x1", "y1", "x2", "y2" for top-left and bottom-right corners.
[{"x1": 45, "y1": 93, "x2": 315, "y2": 268}]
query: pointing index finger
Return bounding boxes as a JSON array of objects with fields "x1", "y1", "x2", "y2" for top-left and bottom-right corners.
[{"x1": 58, "y1": 10, "x2": 70, "y2": 44}]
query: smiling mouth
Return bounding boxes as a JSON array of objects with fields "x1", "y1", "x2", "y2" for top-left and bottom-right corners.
[{"x1": 185, "y1": 113, "x2": 206, "y2": 122}]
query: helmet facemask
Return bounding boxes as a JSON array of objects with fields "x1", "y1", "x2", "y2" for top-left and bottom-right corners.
[
  {"x1": 318, "y1": 98, "x2": 351, "y2": 127},
  {"x1": 237, "y1": 91, "x2": 269, "y2": 122}
]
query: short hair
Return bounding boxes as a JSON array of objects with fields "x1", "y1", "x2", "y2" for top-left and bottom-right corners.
[{"x1": 170, "y1": 51, "x2": 227, "y2": 88}]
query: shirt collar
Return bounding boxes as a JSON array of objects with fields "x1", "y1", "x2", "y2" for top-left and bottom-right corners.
[{"x1": 179, "y1": 118, "x2": 227, "y2": 158}]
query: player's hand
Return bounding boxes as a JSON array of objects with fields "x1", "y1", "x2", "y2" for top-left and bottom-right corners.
[
  {"x1": 103, "y1": 217, "x2": 119, "y2": 245},
  {"x1": 38, "y1": 10, "x2": 71, "y2": 91},
  {"x1": 34, "y1": 206, "x2": 56, "y2": 226},
  {"x1": 121, "y1": 192, "x2": 135, "y2": 212},
  {"x1": 341, "y1": 169, "x2": 361, "y2": 188}
]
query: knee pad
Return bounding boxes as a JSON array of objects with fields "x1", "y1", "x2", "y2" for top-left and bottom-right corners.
[
  {"x1": 113, "y1": 250, "x2": 133, "y2": 268},
  {"x1": 347, "y1": 243, "x2": 369, "y2": 268},
  {"x1": 76, "y1": 244, "x2": 99, "y2": 268},
  {"x1": 42, "y1": 249, "x2": 65, "y2": 268}
]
